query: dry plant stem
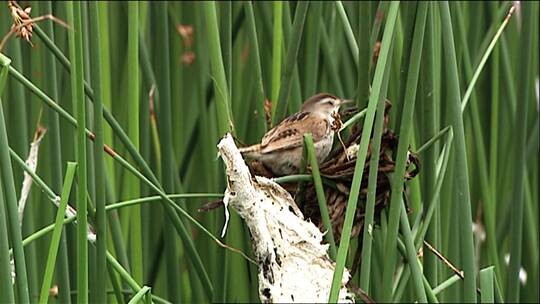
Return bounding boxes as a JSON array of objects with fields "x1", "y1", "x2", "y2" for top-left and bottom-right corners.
[
  {"x1": 345, "y1": 282, "x2": 375, "y2": 304},
  {"x1": 218, "y1": 133, "x2": 353, "y2": 303},
  {"x1": 0, "y1": 14, "x2": 71, "y2": 52},
  {"x1": 9, "y1": 144, "x2": 248, "y2": 261},
  {"x1": 423, "y1": 240, "x2": 482, "y2": 294},
  {"x1": 423, "y1": 240, "x2": 463, "y2": 279},
  {"x1": 8, "y1": 147, "x2": 97, "y2": 243},
  {"x1": 17, "y1": 126, "x2": 46, "y2": 224}
]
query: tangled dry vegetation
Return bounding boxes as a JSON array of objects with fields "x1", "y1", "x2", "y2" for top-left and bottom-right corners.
[{"x1": 238, "y1": 103, "x2": 420, "y2": 274}]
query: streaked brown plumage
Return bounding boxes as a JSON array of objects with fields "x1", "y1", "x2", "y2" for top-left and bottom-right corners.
[{"x1": 240, "y1": 93, "x2": 350, "y2": 175}]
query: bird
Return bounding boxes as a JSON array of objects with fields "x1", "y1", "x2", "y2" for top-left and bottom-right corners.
[{"x1": 239, "y1": 93, "x2": 351, "y2": 176}]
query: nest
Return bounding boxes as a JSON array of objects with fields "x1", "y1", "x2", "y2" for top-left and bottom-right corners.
[
  {"x1": 202, "y1": 102, "x2": 420, "y2": 278},
  {"x1": 248, "y1": 102, "x2": 420, "y2": 244}
]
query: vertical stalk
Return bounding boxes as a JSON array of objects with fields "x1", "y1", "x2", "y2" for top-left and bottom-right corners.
[
  {"x1": 80, "y1": 4, "x2": 99, "y2": 301},
  {"x1": 127, "y1": 0, "x2": 143, "y2": 285},
  {"x1": 203, "y1": 1, "x2": 234, "y2": 136},
  {"x1": 438, "y1": 2, "x2": 476, "y2": 301},
  {"x1": 319, "y1": 22, "x2": 345, "y2": 96},
  {"x1": 421, "y1": 2, "x2": 440, "y2": 287},
  {"x1": 154, "y1": 3, "x2": 180, "y2": 302},
  {"x1": 281, "y1": 2, "x2": 303, "y2": 113},
  {"x1": 487, "y1": 9, "x2": 501, "y2": 285},
  {"x1": 244, "y1": 2, "x2": 267, "y2": 135},
  {"x1": 96, "y1": 2, "x2": 116, "y2": 193},
  {"x1": 7, "y1": 41, "x2": 214, "y2": 301},
  {"x1": 219, "y1": 2, "x2": 232, "y2": 302},
  {"x1": 0, "y1": 54, "x2": 15, "y2": 304},
  {"x1": 42, "y1": 2, "x2": 72, "y2": 302},
  {"x1": 303, "y1": 2, "x2": 322, "y2": 97},
  {"x1": 98, "y1": 3, "x2": 131, "y2": 279},
  {"x1": 271, "y1": 2, "x2": 309, "y2": 125},
  {"x1": 0, "y1": 54, "x2": 30, "y2": 303},
  {"x1": 271, "y1": 2, "x2": 283, "y2": 105},
  {"x1": 399, "y1": 202, "x2": 428, "y2": 303},
  {"x1": 9, "y1": 24, "x2": 37, "y2": 301},
  {"x1": 7, "y1": 3, "x2": 40, "y2": 294},
  {"x1": 303, "y1": 134, "x2": 336, "y2": 258},
  {"x1": 335, "y1": 1, "x2": 359, "y2": 67},
  {"x1": 392, "y1": 1, "x2": 416, "y2": 130},
  {"x1": 381, "y1": 2, "x2": 427, "y2": 302},
  {"x1": 31, "y1": 24, "x2": 161, "y2": 204},
  {"x1": 38, "y1": 162, "x2": 77, "y2": 304},
  {"x1": 0, "y1": 185, "x2": 15, "y2": 303},
  {"x1": 221, "y1": 1, "x2": 232, "y2": 97},
  {"x1": 452, "y1": 1, "x2": 508, "y2": 287},
  {"x1": 66, "y1": 2, "x2": 89, "y2": 302},
  {"x1": 89, "y1": 2, "x2": 108, "y2": 302},
  {"x1": 328, "y1": 3, "x2": 400, "y2": 302},
  {"x1": 357, "y1": 1, "x2": 372, "y2": 108},
  {"x1": 358, "y1": 60, "x2": 390, "y2": 291},
  {"x1": 479, "y1": 267, "x2": 495, "y2": 303},
  {"x1": 505, "y1": 2, "x2": 536, "y2": 302},
  {"x1": 138, "y1": 1, "x2": 152, "y2": 286},
  {"x1": 5, "y1": 32, "x2": 29, "y2": 186}
]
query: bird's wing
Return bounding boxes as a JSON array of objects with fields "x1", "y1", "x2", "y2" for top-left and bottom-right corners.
[{"x1": 260, "y1": 111, "x2": 329, "y2": 153}]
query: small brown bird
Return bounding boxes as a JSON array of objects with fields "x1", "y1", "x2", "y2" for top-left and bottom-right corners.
[{"x1": 240, "y1": 93, "x2": 350, "y2": 175}]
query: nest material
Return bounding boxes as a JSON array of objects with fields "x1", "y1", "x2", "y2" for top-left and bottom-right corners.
[{"x1": 248, "y1": 102, "x2": 420, "y2": 243}]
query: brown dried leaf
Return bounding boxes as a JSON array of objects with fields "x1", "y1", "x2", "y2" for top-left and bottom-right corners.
[
  {"x1": 9, "y1": 0, "x2": 34, "y2": 45},
  {"x1": 372, "y1": 41, "x2": 381, "y2": 66},
  {"x1": 264, "y1": 98, "x2": 272, "y2": 128},
  {"x1": 176, "y1": 24, "x2": 194, "y2": 48},
  {"x1": 181, "y1": 51, "x2": 196, "y2": 65},
  {"x1": 1, "y1": 1, "x2": 70, "y2": 52}
]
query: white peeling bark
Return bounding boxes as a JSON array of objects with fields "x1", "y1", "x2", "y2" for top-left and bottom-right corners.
[
  {"x1": 218, "y1": 133, "x2": 353, "y2": 303},
  {"x1": 17, "y1": 128, "x2": 46, "y2": 225}
]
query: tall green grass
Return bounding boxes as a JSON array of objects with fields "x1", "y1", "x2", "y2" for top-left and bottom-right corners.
[{"x1": 0, "y1": 1, "x2": 538, "y2": 303}]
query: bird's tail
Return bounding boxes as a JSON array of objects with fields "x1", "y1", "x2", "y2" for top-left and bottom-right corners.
[{"x1": 238, "y1": 144, "x2": 261, "y2": 159}]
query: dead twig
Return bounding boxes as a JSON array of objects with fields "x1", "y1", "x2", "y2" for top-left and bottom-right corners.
[
  {"x1": 346, "y1": 281, "x2": 375, "y2": 304},
  {"x1": 1, "y1": 1, "x2": 71, "y2": 52},
  {"x1": 17, "y1": 125, "x2": 46, "y2": 225},
  {"x1": 423, "y1": 240, "x2": 482, "y2": 294},
  {"x1": 423, "y1": 240, "x2": 464, "y2": 279}
]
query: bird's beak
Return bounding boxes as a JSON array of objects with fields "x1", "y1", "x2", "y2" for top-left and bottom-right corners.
[{"x1": 339, "y1": 99, "x2": 354, "y2": 105}]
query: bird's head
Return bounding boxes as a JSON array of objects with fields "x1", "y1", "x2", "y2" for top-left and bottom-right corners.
[{"x1": 301, "y1": 93, "x2": 352, "y2": 115}]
